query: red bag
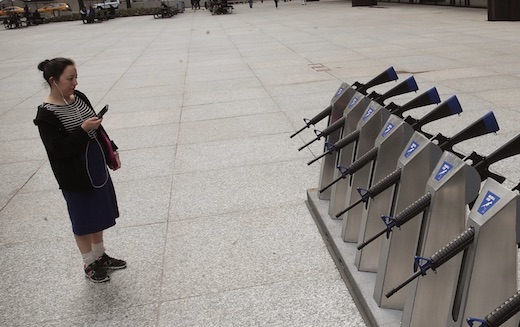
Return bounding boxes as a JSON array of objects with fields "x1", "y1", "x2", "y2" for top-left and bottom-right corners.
[{"x1": 98, "y1": 128, "x2": 117, "y2": 169}]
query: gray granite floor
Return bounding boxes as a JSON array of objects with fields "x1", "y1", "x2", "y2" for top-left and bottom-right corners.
[{"x1": 1, "y1": 1, "x2": 519, "y2": 326}]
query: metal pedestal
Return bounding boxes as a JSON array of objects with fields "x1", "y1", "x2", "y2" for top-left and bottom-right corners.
[
  {"x1": 401, "y1": 152, "x2": 481, "y2": 327},
  {"x1": 447, "y1": 178, "x2": 518, "y2": 327},
  {"x1": 318, "y1": 86, "x2": 366, "y2": 200},
  {"x1": 373, "y1": 132, "x2": 442, "y2": 309},
  {"x1": 328, "y1": 101, "x2": 387, "y2": 218},
  {"x1": 342, "y1": 115, "x2": 413, "y2": 243}
]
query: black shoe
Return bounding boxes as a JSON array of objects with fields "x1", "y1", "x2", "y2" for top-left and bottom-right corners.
[
  {"x1": 97, "y1": 253, "x2": 127, "y2": 270},
  {"x1": 84, "y1": 261, "x2": 110, "y2": 283}
]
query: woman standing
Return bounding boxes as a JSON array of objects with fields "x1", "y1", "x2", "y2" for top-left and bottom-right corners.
[{"x1": 34, "y1": 58, "x2": 126, "y2": 283}]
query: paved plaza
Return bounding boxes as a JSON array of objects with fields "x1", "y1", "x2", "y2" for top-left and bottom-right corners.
[{"x1": 1, "y1": 1, "x2": 520, "y2": 326}]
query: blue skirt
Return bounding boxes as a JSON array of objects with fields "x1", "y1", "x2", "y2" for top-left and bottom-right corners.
[{"x1": 63, "y1": 138, "x2": 119, "y2": 236}]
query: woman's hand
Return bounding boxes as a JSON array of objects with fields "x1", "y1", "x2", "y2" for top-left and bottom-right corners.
[
  {"x1": 81, "y1": 117, "x2": 102, "y2": 132},
  {"x1": 110, "y1": 152, "x2": 122, "y2": 171}
]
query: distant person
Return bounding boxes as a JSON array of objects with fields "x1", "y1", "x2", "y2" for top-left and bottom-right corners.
[
  {"x1": 248, "y1": 0, "x2": 253, "y2": 8},
  {"x1": 34, "y1": 58, "x2": 126, "y2": 283},
  {"x1": 32, "y1": 9, "x2": 41, "y2": 19},
  {"x1": 24, "y1": 4, "x2": 30, "y2": 19},
  {"x1": 108, "y1": 5, "x2": 116, "y2": 18},
  {"x1": 160, "y1": 2, "x2": 169, "y2": 17},
  {"x1": 274, "y1": 0, "x2": 278, "y2": 7},
  {"x1": 80, "y1": 6, "x2": 87, "y2": 20},
  {"x1": 301, "y1": 0, "x2": 306, "y2": 4},
  {"x1": 87, "y1": 6, "x2": 96, "y2": 22}
]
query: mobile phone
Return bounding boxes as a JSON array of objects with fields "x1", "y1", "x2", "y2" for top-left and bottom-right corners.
[{"x1": 97, "y1": 105, "x2": 109, "y2": 118}]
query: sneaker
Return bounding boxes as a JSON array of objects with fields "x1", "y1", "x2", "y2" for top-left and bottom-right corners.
[
  {"x1": 97, "y1": 253, "x2": 127, "y2": 270},
  {"x1": 84, "y1": 261, "x2": 110, "y2": 283}
]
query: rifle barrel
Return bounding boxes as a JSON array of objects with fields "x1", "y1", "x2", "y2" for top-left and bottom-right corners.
[
  {"x1": 298, "y1": 137, "x2": 319, "y2": 151},
  {"x1": 307, "y1": 150, "x2": 331, "y2": 166},
  {"x1": 336, "y1": 198, "x2": 364, "y2": 218},
  {"x1": 290, "y1": 125, "x2": 309, "y2": 139},
  {"x1": 385, "y1": 270, "x2": 422, "y2": 298},
  {"x1": 319, "y1": 175, "x2": 344, "y2": 193},
  {"x1": 357, "y1": 228, "x2": 388, "y2": 250}
]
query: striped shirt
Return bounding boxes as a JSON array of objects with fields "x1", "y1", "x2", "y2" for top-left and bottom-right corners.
[{"x1": 43, "y1": 96, "x2": 97, "y2": 139}]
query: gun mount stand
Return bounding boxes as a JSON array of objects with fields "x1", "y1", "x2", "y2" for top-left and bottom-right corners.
[
  {"x1": 319, "y1": 91, "x2": 377, "y2": 200},
  {"x1": 354, "y1": 112, "x2": 499, "y2": 275},
  {"x1": 342, "y1": 115, "x2": 414, "y2": 243},
  {"x1": 325, "y1": 76, "x2": 422, "y2": 213},
  {"x1": 317, "y1": 85, "x2": 367, "y2": 200},
  {"x1": 447, "y1": 178, "x2": 519, "y2": 327},
  {"x1": 328, "y1": 102, "x2": 389, "y2": 219},
  {"x1": 399, "y1": 178, "x2": 518, "y2": 327}
]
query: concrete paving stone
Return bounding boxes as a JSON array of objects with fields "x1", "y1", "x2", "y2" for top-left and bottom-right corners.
[
  {"x1": 348, "y1": 44, "x2": 412, "y2": 60},
  {"x1": 245, "y1": 55, "x2": 311, "y2": 70},
  {"x1": 487, "y1": 62, "x2": 520, "y2": 76},
  {"x1": 0, "y1": 223, "x2": 164, "y2": 326},
  {"x1": 0, "y1": 138, "x2": 46, "y2": 165},
  {"x1": 182, "y1": 85, "x2": 269, "y2": 106},
  {"x1": 100, "y1": 95, "x2": 183, "y2": 116},
  {"x1": 414, "y1": 67, "x2": 498, "y2": 83},
  {"x1": 184, "y1": 77, "x2": 262, "y2": 94},
  {"x1": 114, "y1": 176, "x2": 172, "y2": 228},
  {"x1": 161, "y1": 203, "x2": 342, "y2": 299},
  {"x1": 253, "y1": 67, "x2": 336, "y2": 86},
  {"x1": 26, "y1": 304, "x2": 159, "y2": 327},
  {"x1": 100, "y1": 85, "x2": 185, "y2": 101},
  {"x1": 263, "y1": 79, "x2": 341, "y2": 98},
  {"x1": 0, "y1": 97, "x2": 46, "y2": 129},
  {"x1": 272, "y1": 90, "x2": 337, "y2": 112},
  {"x1": 110, "y1": 146, "x2": 175, "y2": 183},
  {"x1": 304, "y1": 49, "x2": 367, "y2": 65},
  {"x1": 169, "y1": 159, "x2": 319, "y2": 220},
  {"x1": 285, "y1": 41, "x2": 348, "y2": 53},
  {"x1": 174, "y1": 132, "x2": 310, "y2": 173},
  {"x1": 0, "y1": 160, "x2": 44, "y2": 210},
  {"x1": 114, "y1": 70, "x2": 188, "y2": 90},
  {"x1": 73, "y1": 73, "x2": 125, "y2": 93},
  {"x1": 472, "y1": 88, "x2": 520, "y2": 112},
  {"x1": 102, "y1": 109, "x2": 180, "y2": 131},
  {"x1": 18, "y1": 161, "x2": 62, "y2": 193},
  {"x1": 185, "y1": 49, "x2": 242, "y2": 62},
  {"x1": 186, "y1": 62, "x2": 252, "y2": 76},
  {"x1": 180, "y1": 97, "x2": 279, "y2": 123},
  {"x1": 159, "y1": 276, "x2": 365, "y2": 327},
  {"x1": 177, "y1": 112, "x2": 293, "y2": 144},
  {"x1": 185, "y1": 69, "x2": 257, "y2": 84},
  {"x1": 0, "y1": 190, "x2": 72, "y2": 244},
  {"x1": 380, "y1": 54, "x2": 462, "y2": 74},
  {"x1": 108, "y1": 123, "x2": 178, "y2": 151},
  {"x1": 440, "y1": 75, "x2": 520, "y2": 94}
]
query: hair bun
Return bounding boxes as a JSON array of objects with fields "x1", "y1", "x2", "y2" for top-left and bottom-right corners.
[{"x1": 37, "y1": 59, "x2": 51, "y2": 72}]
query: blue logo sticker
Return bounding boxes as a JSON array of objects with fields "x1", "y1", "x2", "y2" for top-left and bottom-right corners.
[
  {"x1": 404, "y1": 141, "x2": 419, "y2": 158},
  {"x1": 348, "y1": 97, "x2": 359, "y2": 109},
  {"x1": 335, "y1": 87, "x2": 344, "y2": 97},
  {"x1": 434, "y1": 161, "x2": 453, "y2": 181},
  {"x1": 362, "y1": 107, "x2": 375, "y2": 121},
  {"x1": 381, "y1": 123, "x2": 394, "y2": 137},
  {"x1": 477, "y1": 191, "x2": 500, "y2": 215}
]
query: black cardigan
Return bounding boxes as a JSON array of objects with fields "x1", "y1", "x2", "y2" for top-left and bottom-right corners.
[{"x1": 33, "y1": 90, "x2": 118, "y2": 191}]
